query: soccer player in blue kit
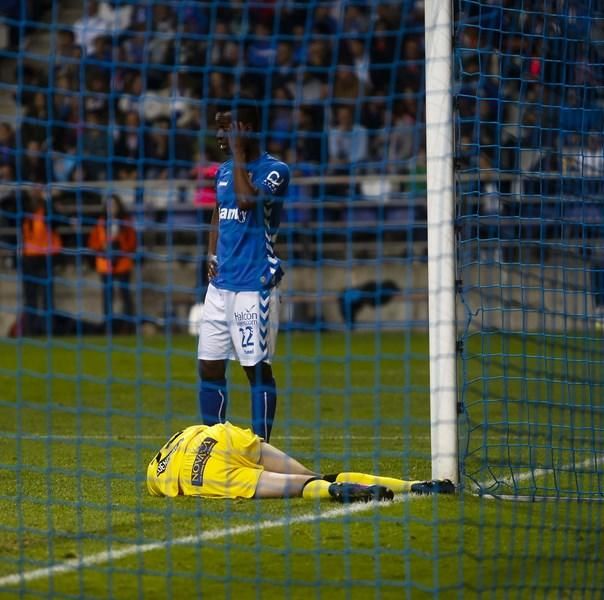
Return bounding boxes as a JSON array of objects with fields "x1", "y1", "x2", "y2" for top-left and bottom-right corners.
[{"x1": 197, "y1": 100, "x2": 290, "y2": 441}]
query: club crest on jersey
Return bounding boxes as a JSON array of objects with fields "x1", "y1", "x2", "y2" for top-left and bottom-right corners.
[
  {"x1": 263, "y1": 170, "x2": 284, "y2": 193},
  {"x1": 219, "y1": 207, "x2": 248, "y2": 223},
  {"x1": 190, "y1": 437, "x2": 218, "y2": 487}
]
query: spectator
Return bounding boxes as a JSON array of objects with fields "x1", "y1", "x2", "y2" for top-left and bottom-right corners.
[
  {"x1": 97, "y1": 1, "x2": 132, "y2": 35},
  {"x1": 580, "y1": 133, "x2": 604, "y2": 179},
  {"x1": 120, "y1": 26, "x2": 145, "y2": 66},
  {"x1": 113, "y1": 110, "x2": 145, "y2": 180},
  {"x1": 178, "y1": 20, "x2": 208, "y2": 69},
  {"x1": 87, "y1": 194, "x2": 136, "y2": 332},
  {"x1": 344, "y1": 38, "x2": 372, "y2": 92},
  {"x1": 53, "y1": 29, "x2": 79, "y2": 81},
  {"x1": 207, "y1": 71, "x2": 231, "y2": 100},
  {"x1": 0, "y1": 123, "x2": 15, "y2": 170},
  {"x1": 20, "y1": 190, "x2": 62, "y2": 335},
  {"x1": 146, "y1": 4, "x2": 175, "y2": 88},
  {"x1": 117, "y1": 72, "x2": 144, "y2": 118},
  {"x1": 21, "y1": 140, "x2": 48, "y2": 184},
  {"x1": 272, "y1": 42, "x2": 296, "y2": 97},
  {"x1": 204, "y1": 72, "x2": 234, "y2": 118},
  {"x1": 293, "y1": 105, "x2": 323, "y2": 164},
  {"x1": 0, "y1": 164, "x2": 18, "y2": 267},
  {"x1": 144, "y1": 118, "x2": 170, "y2": 179},
  {"x1": 269, "y1": 87, "x2": 294, "y2": 153},
  {"x1": 52, "y1": 146, "x2": 79, "y2": 183},
  {"x1": 191, "y1": 157, "x2": 219, "y2": 208},
  {"x1": 73, "y1": 0, "x2": 108, "y2": 55},
  {"x1": 21, "y1": 92, "x2": 49, "y2": 147},
  {"x1": 297, "y1": 40, "x2": 330, "y2": 104},
  {"x1": 82, "y1": 112, "x2": 109, "y2": 180},
  {"x1": 341, "y1": 4, "x2": 368, "y2": 35},
  {"x1": 328, "y1": 105, "x2": 368, "y2": 171},
  {"x1": 361, "y1": 97, "x2": 387, "y2": 162},
  {"x1": 247, "y1": 22, "x2": 277, "y2": 69},
  {"x1": 209, "y1": 20, "x2": 238, "y2": 67},
  {"x1": 387, "y1": 98, "x2": 419, "y2": 171},
  {"x1": 51, "y1": 75, "x2": 76, "y2": 148},
  {"x1": 312, "y1": 5, "x2": 337, "y2": 35},
  {"x1": 83, "y1": 70, "x2": 109, "y2": 116},
  {"x1": 332, "y1": 69, "x2": 360, "y2": 102},
  {"x1": 140, "y1": 71, "x2": 197, "y2": 127},
  {"x1": 86, "y1": 35, "x2": 113, "y2": 78},
  {"x1": 396, "y1": 37, "x2": 424, "y2": 93},
  {"x1": 370, "y1": 18, "x2": 396, "y2": 92}
]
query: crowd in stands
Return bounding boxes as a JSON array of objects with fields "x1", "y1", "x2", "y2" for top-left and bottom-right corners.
[
  {"x1": 0, "y1": 1, "x2": 601, "y2": 228},
  {"x1": 0, "y1": 0, "x2": 428, "y2": 194},
  {"x1": 456, "y1": 0, "x2": 604, "y2": 189},
  {"x1": 0, "y1": 1, "x2": 599, "y2": 196}
]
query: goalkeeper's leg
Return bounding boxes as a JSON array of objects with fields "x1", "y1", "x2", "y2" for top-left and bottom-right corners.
[
  {"x1": 254, "y1": 472, "x2": 393, "y2": 502},
  {"x1": 256, "y1": 445, "x2": 394, "y2": 502},
  {"x1": 259, "y1": 442, "x2": 316, "y2": 476},
  {"x1": 324, "y1": 473, "x2": 456, "y2": 495},
  {"x1": 324, "y1": 472, "x2": 422, "y2": 493}
]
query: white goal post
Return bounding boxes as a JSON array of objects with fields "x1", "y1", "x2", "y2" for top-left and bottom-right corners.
[{"x1": 424, "y1": 0, "x2": 459, "y2": 484}]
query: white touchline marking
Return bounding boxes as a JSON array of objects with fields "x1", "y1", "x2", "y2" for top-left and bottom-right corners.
[
  {"x1": 476, "y1": 454, "x2": 604, "y2": 490},
  {"x1": 0, "y1": 497, "x2": 409, "y2": 588}
]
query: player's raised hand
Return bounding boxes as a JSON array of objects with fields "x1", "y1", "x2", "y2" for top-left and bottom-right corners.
[{"x1": 228, "y1": 121, "x2": 246, "y2": 162}]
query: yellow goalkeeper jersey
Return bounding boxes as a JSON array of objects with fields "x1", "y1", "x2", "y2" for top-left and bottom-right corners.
[{"x1": 146, "y1": 422, "x2": 264, "y2": 499}]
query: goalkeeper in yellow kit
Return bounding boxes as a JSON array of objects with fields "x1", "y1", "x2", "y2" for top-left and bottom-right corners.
[{"x1": 147, "y1": 422, "x2": 455, "y2": 502}]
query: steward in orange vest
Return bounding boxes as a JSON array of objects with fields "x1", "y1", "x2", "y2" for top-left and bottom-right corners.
[
  {"x1": 87, "y1": 194, "x2": 137, "y2": 329},
  {"x1": 88, "y1": 212, "x2": 136, "y2": 275},
  {"x1": 21, "y1": 193, "x2": 63, "y2": 335}
]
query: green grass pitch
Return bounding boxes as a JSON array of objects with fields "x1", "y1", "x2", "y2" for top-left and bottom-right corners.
[{"x1": 0, "y1": 331, "x2": 602, "y2": 599}]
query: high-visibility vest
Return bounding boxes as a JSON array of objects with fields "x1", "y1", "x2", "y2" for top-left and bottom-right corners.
[
  {"x1": 88, "y1": 217, "x2": 136, "y2": 275},
  {"x1": 22, "y1": 207, "x2": 62, "y2": 257}
]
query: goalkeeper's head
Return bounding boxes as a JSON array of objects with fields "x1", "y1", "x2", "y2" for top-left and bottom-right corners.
[{"x1": 215, "y1": 98, "x2": 261, "y2": 155}]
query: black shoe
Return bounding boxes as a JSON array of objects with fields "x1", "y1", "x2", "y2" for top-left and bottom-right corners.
[
  {"x1": 410, "y1": 479, "x2": 455, "y2": 495},
  {"x1": 328, "y1": 482, "x2": 394, "y2": 503}
]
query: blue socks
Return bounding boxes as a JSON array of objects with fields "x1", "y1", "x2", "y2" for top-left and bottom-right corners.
[
  {"x1": 251, "y1": 378, "x2": 277, "y2": 441},
  {"x1": 199, "y1": 376, "x2": 277, "y2": 441},
  {"x1": 199, "y1": 379, "x2": 227, "y2": 425}
]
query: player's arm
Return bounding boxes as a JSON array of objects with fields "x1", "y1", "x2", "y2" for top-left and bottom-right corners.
[
  {"x1": 233, "y1": 162, "x2": 259, "y2": 210},
  {"x1": 207, "y1": 205, "x2": 219, "y2": 279},
  {"x1": 230, "y1": 121, "x2": 259, "y2": 210}
]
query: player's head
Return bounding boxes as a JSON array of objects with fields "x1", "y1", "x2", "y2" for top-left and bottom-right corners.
[{"x1": 215, "y1": 98, "x2": 261, "y2": 155}]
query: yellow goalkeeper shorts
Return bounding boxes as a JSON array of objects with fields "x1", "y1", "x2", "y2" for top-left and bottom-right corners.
[{"x1": 147, "y1": 422, "x2": 264, "y2": 499}]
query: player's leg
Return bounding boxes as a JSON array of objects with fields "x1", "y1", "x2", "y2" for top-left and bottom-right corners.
[
  {"x1": 254, "y1": 472, "x2": 317, "y2": 498},
  {"x1": 324, "y1": 472, "x2": 455, "y2": 495},
  {"x1": 323, "y1": 472, "x2": 422, "y2": 493},
  {"x1": 255, "y1": 443, "x2": 395, "y2": 502},
  {"x1": 243, "y1": 361, "x2": 277, "y2": 441},
  {"x1": 197, "y1": 285, "x2": 233, "y2": 424},
  {"x1": 198, "y1": 359, "x2": 227, "y2": 424},
  {"x1": 259, "y1": 442, "x2": 317, "y2": 476},
  {"x1": 231, "y1": 288, "x2": 280, "y2": 440},
  {"x1": 254, "y1": 472, "x2": 394, "y2": 502}
]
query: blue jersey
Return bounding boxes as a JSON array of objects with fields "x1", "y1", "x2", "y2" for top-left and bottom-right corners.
[{"x1": 212, "y1": 152, "x2": 290, "y2": 292}]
